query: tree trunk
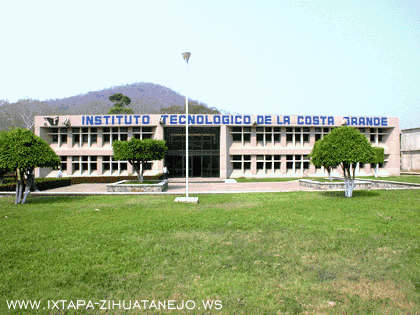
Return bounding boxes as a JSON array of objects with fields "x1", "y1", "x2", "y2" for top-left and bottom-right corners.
[
  {"x1": 375, "y1": 164, "x2": 378, "y2": 178},
  {"x1": 21, "y1": 171, "x2": 35, "y2": 204},
  {"x1": 327, "y1": 166, "x2": 332, "y2": 181},
  {"x1": 139, "y1": 162, "x2": 145, "y2": 183},
  {"x1": 15, "y1": 169, "x2": 23, "y2": 204},
  {"x1": 133, "y1": 163, "x2": 142, "y2": 183}
]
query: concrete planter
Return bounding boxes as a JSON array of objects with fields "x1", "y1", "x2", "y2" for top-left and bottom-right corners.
[
  {"x1": 107, "y1": 180, "x2": 168, "y2": 192},
  {"x1": 299, "y1": 178, "x2": 420, "y2": 190},
  {"x1": 299, "y1": 179, "x2": 372, "y2": 190}
]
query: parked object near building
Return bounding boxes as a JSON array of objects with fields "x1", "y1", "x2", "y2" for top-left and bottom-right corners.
[{"x1": 34, "y1": 114, "x2": 400, "y2": 179}]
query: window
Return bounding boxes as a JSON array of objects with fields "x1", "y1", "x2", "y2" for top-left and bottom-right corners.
[
  {"x1": 133, "y1": 126, "x2": 155, "y2": 140},
  {"x1": 286, "y1": 155, "x2": 310, "y2": 173},
  {"x1": 102, "y1": 156, "x2": 128, "y2": 175},
  {"x1": 314, "y1": 127, "x2": 331, "y2": 142},
  {"x1": 368, "y1": 128, "x2": 390, "y2": 145},
  {"x1": 71, "y1": 156, "x2": 98, "y2": 175},
  {"x1": 72, "y1": 127, "x2": 97, "y2": 147},
  {"x1": 60, "y1": 156, "x2": 67, "y2": 171},
  {"x1": 230, "y1": 127, "x2": 251, "y2": 145},
  {"x1": 285, "y1": 127, "x2": 310, "y2": 146},
  {"x1": 230, "y1": 155, "x2": 251, "y2": 172}
]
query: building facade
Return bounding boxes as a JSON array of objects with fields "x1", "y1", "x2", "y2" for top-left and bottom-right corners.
[
  {"x1": 400, "y1": 127, "x2": 420, "y2": 172},
  {"x1": 34, "y1": 114, "x2": 400, "y2": 179}
]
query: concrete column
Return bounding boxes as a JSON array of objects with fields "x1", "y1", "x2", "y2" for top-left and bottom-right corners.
[
  {"x1": 155, "y1": 124, "x2": 164, "y2": 174},
  {"x1": 281, "y1": 127, "x2": 287, "y2": 147},
  {"x1": 251, "y1": 126, "x2": 257, "y2": 147},
  {"x1": 97, "y1": 156, "x2": 103, "y2": 176},
  {"x1": 251, "y1": 155, "x2": 257, "y2": 176},
  {"x1": 220, "y1": 125, "x2": 228, "y2": 178},
  {"x1": 281, "y1": 155, "x2": 287, "y2": 175},
  {"x1": 309, "y1": 127, "x2": 316, "y2": 146}
]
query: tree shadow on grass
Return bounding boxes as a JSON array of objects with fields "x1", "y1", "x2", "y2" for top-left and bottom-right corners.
[
  {"x1": 321, "y1": 190, "x2": 381, "y2": 198},
  {"x1": 25, "y1": 195, "x2": 90, "y2": 205}
]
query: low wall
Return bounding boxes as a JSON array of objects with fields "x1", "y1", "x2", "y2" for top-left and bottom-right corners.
[
  {"x1": 299, "y1": 180, "x2": 372, "y2": 190},
  {"x1": 107, "y1": 180, "x2": 168, "y2": 192},
  {"x1": 299, "y1": 178, "x2": 420, "y2": 190}
]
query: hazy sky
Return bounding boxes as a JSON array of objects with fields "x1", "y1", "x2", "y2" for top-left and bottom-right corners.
[{"x1": 2, "y1": 0, "x2": 419, "y2": 129}]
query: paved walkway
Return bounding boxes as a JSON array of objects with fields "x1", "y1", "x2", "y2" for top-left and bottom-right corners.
[{"x1": 18, "y1": 179, "x2": 318, "y2": 195}]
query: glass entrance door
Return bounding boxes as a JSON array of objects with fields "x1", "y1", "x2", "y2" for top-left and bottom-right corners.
[{"x1": 164, "y1": 127, "x2": 220, "y2": 178}]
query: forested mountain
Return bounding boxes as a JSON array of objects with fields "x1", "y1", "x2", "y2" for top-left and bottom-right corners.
[{"x1": 0, "y1": 82, "x2": 230, "y2": 131}]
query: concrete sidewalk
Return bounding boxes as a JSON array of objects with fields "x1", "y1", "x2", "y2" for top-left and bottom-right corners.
[{"x1": 3, "y1": 179, "x2": 318, "y2": 195}]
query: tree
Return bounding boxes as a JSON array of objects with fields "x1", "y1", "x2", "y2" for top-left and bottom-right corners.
[
  {"x1": 159, "y1": 100, "x2": 221, "y2": 114},
  {"x1": 0, "y1": 128, "x2": 60, "y2": 204},
  {"x1": 112, "y1": 138, "x2": 168, "y2": 183},
  {"x1": 309, "y1": 126, "x2": 375, "y2": 197},
  {"x1": 372, "y1": 147, "x2": 385, "y2": 178},
  {"x1": 0, "y1": 131, "x2": 10, "y2": 184},
  {"x1": 108, "y1": 93, "x2": 133, "y2": 114},
  {"x1": 0, "y1": 98, "x2": 52, "y2": 131},
  {"x1": 309, "y1": 139, "x2": 336, "y2": 181}
]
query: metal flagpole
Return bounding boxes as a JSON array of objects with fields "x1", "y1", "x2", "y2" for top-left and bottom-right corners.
[{"x1": 182, "y1": 52, "x2": 191, "y2": 198}]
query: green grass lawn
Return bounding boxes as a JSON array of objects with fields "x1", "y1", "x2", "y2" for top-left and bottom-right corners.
[
  {"x1": 356, "y1": 175, "x2": 420, "y2": 184},
  {"x1": 1, "y1": 190, "x2": 420, "y2": 314}
]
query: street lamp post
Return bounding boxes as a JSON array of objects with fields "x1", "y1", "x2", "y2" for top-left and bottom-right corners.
[
  {"x1": 174, "y1": 52, "x2": 199, "y2": 204},
  {"x1": 182, "y1": 52, "x2": 191, "y2": 197}
]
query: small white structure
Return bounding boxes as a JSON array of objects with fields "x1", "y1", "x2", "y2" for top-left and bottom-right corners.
[{"x1": 401, "y1": 127, "x2": 420, "y2": 172}]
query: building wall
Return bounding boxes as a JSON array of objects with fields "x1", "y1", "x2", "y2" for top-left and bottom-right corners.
[
  {"x1": 400, "y1": 128, "x2": 420, "y2": 171},
  {"x1": 34, "y1": 114, "x2": 400, "y2": 178}
]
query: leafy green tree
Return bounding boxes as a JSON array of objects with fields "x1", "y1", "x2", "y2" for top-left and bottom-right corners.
[
  {"x1": 372, "y1": 147, "x2": 385, "y2": 178},
  {"x1": 112, "y1": 138, "x2": 168, "y2": 183},
  {"x1": 108, "y1": 93, "x2": 133, "y2": 114},
  {"x1": 309, "y1": 126, "x2": 375, "y2": 197},
  {"x1": 160, "y1": 100, "x2": 221, "y2": 114},
  {"x1": 0, "y1": 131, "x2": 11, "y2": 184},
  {"x1": 0, "y1": 128, "x2": 60, "y2": 204},
  {"x1": 309, "y1": 139, "x2": 337, "y2": 181}
]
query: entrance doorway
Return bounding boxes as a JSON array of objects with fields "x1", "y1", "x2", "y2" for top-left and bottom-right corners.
[{"x1": 164, "y1": 127, "x2": 220, "y2": 177}]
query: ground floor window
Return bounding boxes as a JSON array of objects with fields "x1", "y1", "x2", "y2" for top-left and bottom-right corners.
[
  {"x1": 286, "y1": 155, "x2": 310, "y2": 174},
  {"x1": 72, "y1": 156, "x2": 98, "y2": 175}
]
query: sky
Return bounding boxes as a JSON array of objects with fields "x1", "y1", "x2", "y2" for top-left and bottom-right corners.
[{"x1": 1, "y1": 0, "x2": 419, "y2": 129}]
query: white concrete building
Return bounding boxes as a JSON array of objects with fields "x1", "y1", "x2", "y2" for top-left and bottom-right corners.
[
  {"x1": 34, "y1": 114, "x2": 400, "y2": 179},
  {"x1": 400, "y1": 127, "x2": 420, "y2": 172}
]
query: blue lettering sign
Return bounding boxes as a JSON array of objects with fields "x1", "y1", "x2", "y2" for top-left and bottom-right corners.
[
  {"x1": 358, "y1": 117, "x2": 365, "y2": 125},
  {"x1": 170, "y1": 115, "x2": 177, "y2": 124},
  {"x1": 265, "y1": 116, "x2": 271, "y2": 124},
  {"x1": 381, "y1": 117, "x2": 388, "y2": 126},
  {"x1": 366, "y1": 117, "x2": 373, "y2": 126},
  {"x1": 95, "y1": 116, "x2": 102, "y2": 125},
  {"x1": 374, "y1": 117, "x2": 380, "y2": 126},
  {"x1": 297, "y1": 116, "x2": 304, "y2": 125},
  {"x1": 351, "y1": 117, "x2": 357, "y2": 125},
  {"x1": 197, "y1": 115, "x2": 204, "y2": 124},
  {"x1": 328, "y1": 117, "x2": 334, "y2": 125},
  {"x1": 222, "y1": 115, "x2": 229, "y2": 124},
  {"x1": 235, "y1": 116, "x2": 242, "y2": 124},
  {"x1": 313, "y1": 116, "x2": 319, "y2": 125},
  {"x1": 214, "y1": 115, "x2": 221, "y2": 124},
  {"x1": 205, "y1": 115, "x2": 213, "y2": 124},
  {"x1": 124, "y1": 115, "x2": 132, "y2": 124},
  {"x1": 243, "y1": 115, "x2": 251, "y2": 124},
  {"x1": 179, "y1": 115, "x2": 186, "y2": 124}
]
